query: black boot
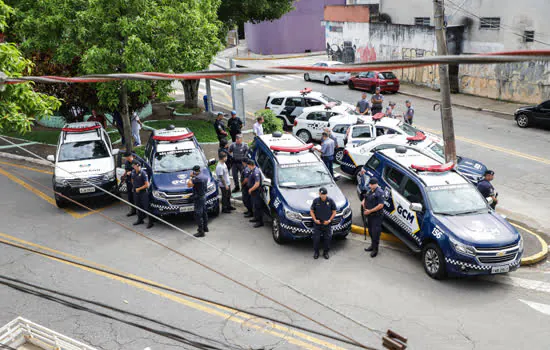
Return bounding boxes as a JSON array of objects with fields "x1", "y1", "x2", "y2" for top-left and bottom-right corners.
[
  {"x1": 133, "y1": 219, "x2": 144, "y2": 226},
  {"x1": 364, "y1": 246, "x2": 373, "y2": 252},
  {"x1": 323, "y1": 251, "x2": 330, "y2": 260},
  {"x1": 313, "y1": 251, "x2": 320, "y2": 260},
  {"x1": 194, "y1": 231, "x2": 205, "y2": 238},
  {"x1": 232, "y1": 187, "x2": 240, "y2": 193},
  {"x1": 127, "y1": 210, "x2": 136, "y2": 217}
]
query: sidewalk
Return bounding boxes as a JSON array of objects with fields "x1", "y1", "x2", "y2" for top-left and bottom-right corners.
[{"x1": 398, "y1": 83, "x2": 525, "y2": 117}]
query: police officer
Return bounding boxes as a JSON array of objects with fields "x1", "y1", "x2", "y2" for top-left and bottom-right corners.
[
  {"x1": 477, "y1": 170, "x2": 498, "y2": 209},
  {"x1": 187, "y1": 165, "x2": 209, "y2": 237},
  {"x1": 310, "y1": 187, "x2": 337, "y2": 260},
  {"x1": 371, "y1": 87, "x2": 384, "y2": 115},
  {"x1": 214, "y1": 112, "x2": 228, "y2": 147},
  {"x1": 356, "y1": 92, "x2": 370, "y2": 116},
  {"x1": 241, "y1": 159, "x2": 253, "y2": 217},
  {"x1": 229, "y1": 134, "x2": 249, "y2": 192},
  {"x1": 131, "y1": 161, "x2": 154, "y2": 229},
  {"x1": 363, "y1": 178, "x2": 384, "y2": 257},
  {"x1": 246, "y1": 159, "x2": 264, "y2": 228},
  {"x1": 227, "y1": 111, "x2": 243, "y2": 142},
  {"x1": 404, "y1": 100, "x2": 414, "y2": 125},
  {"x1": 319, "y1": 132, "x2": 335, "y2": 178},
  {"x1": 218, "y1": 139, "x2": 233, "y2": 171},
  {"x1": 123, "y1": 152, "x2": 140, "y2": 216}
]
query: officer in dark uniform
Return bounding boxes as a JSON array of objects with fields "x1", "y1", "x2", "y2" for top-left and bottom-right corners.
[
  {"x1": 241, "y1": 159, "x2": 253, "y2": 217},
  {"x1": 227, "y1": 110, "x2": 243, "y2": 142},
  {"x1": 477, "y1": 170, "x2": 498, "y2": 209},
  {"x1": 214, "y1": 112, "x2": 228, "y2": 147},
  {"x1": 246, "y1": 159, "x2": 264, "y2": 228},
  {"x1": 310, "y1": 187, "x2": 337, "y2": 260},
  {"x1": 123, "y1": 152, "x2": 140, "y2": 216},
  {"x1": 131, "y1": 161, "x2": 154, "y2": 229},
  {"x1": 363, "y1": 178, "x2": 385, "y2": 257},
  {"x1": 187, "y1": 165, "x2": 209, "y2": 237}
]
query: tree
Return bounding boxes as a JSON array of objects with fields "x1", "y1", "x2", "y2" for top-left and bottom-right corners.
[
  {"x1": 0, "y1": 1, "x2": 60, "y2": 134},
  {"x1": 218, "y1": 0, "x2": 294, "y2": 27}
]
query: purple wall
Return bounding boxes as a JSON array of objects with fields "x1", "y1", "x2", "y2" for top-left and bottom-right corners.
[{"x1": 244, "y1": 0, "x2": 345, "y2": 55}]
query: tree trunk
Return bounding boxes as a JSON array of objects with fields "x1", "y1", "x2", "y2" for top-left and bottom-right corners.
[
  {"x1": 181, "y1": 79, "x2": 200, "y2": 108},
  {"x1": 120, "y1": 83, "x2": 133, "y2": 153}
]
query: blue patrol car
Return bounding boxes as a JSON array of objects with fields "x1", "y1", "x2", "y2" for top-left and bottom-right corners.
[
  {"x1": 250, "y1": 132, "x2": 352, "y2": 244},
  {"x1": 357, "y1": 146, "x2": 522, "y2": 279},
  {"x1": 142, "y1": 127, "x2": 219, "y2": 216}
]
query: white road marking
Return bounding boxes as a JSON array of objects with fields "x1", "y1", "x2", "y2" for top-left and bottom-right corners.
[
  {"x1": 258, "y1": 78, "x2": 271, "y2": 83},
  {"x1": 211, "y1": 80, "x2": 230, "y2": 88},
  {"x1": 267, "y1": 76, "x2": 284, "y2": 81},
  {"x1": 486, "y1": 276, "x2": 550, "y2": 294},
  {"x1": 248, "y1": 80, "x2": 260, "y2": 84},
  {"x1": 278, "y1": 76, "x2": 295, "y2": 81},
  {"x1": 336, "y1": 171, "x2": 353, "y2": 180},
  {"x1": 519, "y1": 299, "x2": 550, "y2": 316}
]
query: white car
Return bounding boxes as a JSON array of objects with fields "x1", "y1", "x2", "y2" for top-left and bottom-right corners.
[
  {"x1": 303, "y1": 61, "x2": 351, "y2": 85},
  {"x1": 47, "y1": 122, "x2": 120, "y2": 208},
  {"x1": 265, "y1": 88, "x2": 355, "y2": 128},
  {"x1": 292, "y1": 104, "x2": 362, "y2": 143},
  {"x1": 344, "y1": 123, "x2": 377, "y2": 147}
]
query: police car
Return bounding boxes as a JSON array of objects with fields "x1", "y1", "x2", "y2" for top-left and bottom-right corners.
[
  {"x1": 357, "y1": 146, "x2": 522, "y2": 279},
  {"x1": 140, "y1": 127, "x2": 219, "y2": 216},
  {"x1": 265, "y1": 88, "x2": 355, "y2": 128},
  {"x1": 47, "y1": 122, "x2": 120, "y2": 208},
  {"x1": 250, "y1": 132, "x2": 352, "y2": 244}
]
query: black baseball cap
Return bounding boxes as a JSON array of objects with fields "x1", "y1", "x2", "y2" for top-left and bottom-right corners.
[
  {"x1": 319, "y1": 187, "x2": 328, "y2": 195},
  {"x1": 368, "y1": 178, "x2": 378, "y2": 185},
  {"x1": 192, "y1": 165, "x2": 201, "y2": 172},
  {"x1": 246, "y1": 159, "x2": 255, "y2": 166},
  {"x1": 123, "y1": 151, "x2": 132, "y2": 157},
  {"x1": 131, "y1": 160, "x2": 140, "y2": 166},
  {"x1": 484, "y1": 170, "x2": 495, "y2": 176}
]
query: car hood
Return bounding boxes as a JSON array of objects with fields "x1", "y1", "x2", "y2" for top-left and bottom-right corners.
[
  {"x1": 279, "y1": 184, "x2": 348, "y2": 213},
  {"x1": 435, "y1": 212, "x2": 519, "y2": 247},
  {"x1": 152, "y1": 170, "x2": 199, "y2": 193},
  {"x1": 516, "y1": 105, "x2": 536, "y2": 112},
  {"x1": 56, "y1": 157, "x2": 114, "y2": 178},
  {"x1": 457, "y1": 156, "x2": 486, "y2": 181}
]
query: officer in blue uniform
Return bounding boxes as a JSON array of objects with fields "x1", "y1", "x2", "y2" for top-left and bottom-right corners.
[
  {"x1": 363, "y1": 178, "x2": 385, "y2": 257},
  {"x1": 246, "y1": 159, "x2": 264, "y2": 228},
  {"x1": 241, "y1": 159, "x2": 253, "y2": 217},
  {"x1": 310, "y1": 187, "x2": 337, "y2": 260},
  {"x1": 131, "y1": 161, "x2": 153, "y2": 229},
  {"x1": 123, "y1": 152, "x2": 140, "y2": 216},
  {"x1": 187, "y1": 165, "x2": 209, "y2": 237},
  {"x1": 477, "y1": 170, "x2": 498, "y2": 209},
  {"x1": 319, "y1": 132, "x2": 335, "y2": 178}
]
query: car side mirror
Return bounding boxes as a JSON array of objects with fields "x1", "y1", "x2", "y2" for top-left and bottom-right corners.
[
  {"x1": 46, "y1": 155, "x2": 55, "y2": 162},
  {"x1": 410, "y1": 203, "x2": 423, "y2": 212},
  {"x1": 334, "y1": 173, "x2": 342, "y2": 182},
  {"x1": 486, "y1": 197, "x2": 494, "y2": 205},
  {"x1": 264, "y1": 178, "x2": 272, "y2": 187},
  {"x1": 112, "y1": 148, "x2": 120, "y2": 156},
  {"x1": 208, "y1": 158, "x2": 216, "y2": 166}
]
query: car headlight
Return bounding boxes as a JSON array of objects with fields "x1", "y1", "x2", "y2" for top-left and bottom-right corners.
[
  {"x1": 450, "y1": 237, "x2": 476, "y2": 256},
  {"x1": 284, "y1": 207, "x2": 302, "y2": 222},
  {"x1": 207, "y1": 182, "x2": 216, "y2": 194},
  {"x1": 102, "y1": 170, "x2": 115, "y2": 181},
  {"x1": 55, "y1": 177, "x2": 68, "y2": 186},
  {"x1": 342, "y1": 205, "x2": 352, "y2": 218},
  {"x1": 518, "y1": 236, "x2": 524, "y2": 252},
  {"x1": 152, "y1": 190, "x2": 165, "y2": 199}
]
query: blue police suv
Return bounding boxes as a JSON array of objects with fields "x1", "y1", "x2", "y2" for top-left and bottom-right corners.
[
  {"x1": 142, "y1": 127, "x2": 219, "y2": 216},
  {"x1": 250, "y1": 132, "x2": 352, "y2": 244},
  {"x1": 357, "y1": 146, "x2": 522, "y2": 279}
]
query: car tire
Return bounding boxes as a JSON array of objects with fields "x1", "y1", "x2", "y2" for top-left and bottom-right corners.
[
  {"x1": 272, "y1": 215, "x2": 286, "y2": 245},
  {"x1": 209, "y1": 200, "x2": 220, "y2": 217},
  {"x1": 516, "y1": 114, "x2": 530, "y2": 128},
  {"x1": 422, "y1": 243, "x2": 447, "y2": 280},
  {"x1": 335, "y1": 147, "x2": 344, "y2": 164},
  {"x1": 304, "y1": 73, "x2": 310, "y2": 81},
  {"x1": 296, "y1": 129, "x2": 312, "y2": 143},
  {"x1": 324, "y1": 76, "x2": 331, "y2": 85},
  {"x1": 353, "y1": 167, "x2": 363, "y2": 184},
  {"x1": 55, "y1": 195, "x2": 67, "y2": 208},
  {"x1": 348, "y1": 81, "x2": 355, "y2": 90}
]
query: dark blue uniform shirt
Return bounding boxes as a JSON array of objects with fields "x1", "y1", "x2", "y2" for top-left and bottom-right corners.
[
  {"x1": 242, "y1": 166, "x2": 251, "y2": 185},
  {"x1": 214, "y1": 119, "x2": 226, "y2": 138},
  {"x1": 191, "y1": 172, "x2": 208, "y2": 197},
  {"x1": 131, "y1": 169, "x2": 149, "y2": 191},
  {"x1": 477, "y1": 179, "x2": 495, "y2": 198},
  {"x1": 311, "y1": 197, "x2": 336, "y2": 222},
  {"x1": 248, "y1": 167, "x2": 262, "y2": 190},
  {"x1": 365, "y1": 186, "x2": 385, "y2": 216}
]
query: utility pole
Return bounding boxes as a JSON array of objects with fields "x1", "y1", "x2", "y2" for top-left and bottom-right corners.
[
  {"x1": 433, "y1": 0, "x2": 457, "y2": 164},
  {"x1": 120, "y1": 83, "x2": 132, "y2": 153},
  {"x1": 230, "y1": 58, "x2": 238, "y2": 112}
]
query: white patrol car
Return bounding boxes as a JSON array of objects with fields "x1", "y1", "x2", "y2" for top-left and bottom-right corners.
[
  {"x1": 303, "y1": 61, "x2": 351, "y2": 85},
  {"x1": 47, "y1": 122, "x2": 120, "y2": 208},
  {"x1": 265, "y1": 88, "x2": 355, "y2": 128}
]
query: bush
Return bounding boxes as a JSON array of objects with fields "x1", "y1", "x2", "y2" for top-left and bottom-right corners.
[{"x1": 254, "y1": 109, "x2": 283, "y2": 134}]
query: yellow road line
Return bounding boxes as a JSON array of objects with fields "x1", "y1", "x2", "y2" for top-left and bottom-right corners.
[
  {"x1": 0, "y1": 160, "x2": 53, "y2": 175},
  {"x1": 0, "y1": 233, "x2": 346, "y2": 350}
]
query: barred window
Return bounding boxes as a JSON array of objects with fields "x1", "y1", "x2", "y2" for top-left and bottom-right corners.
[
  {"x1": 414, "y1": 17, "x2": 430, "y2": 26},
  {"x1": 524, "y1": 31, "x2": 535, "y2": 43},
  {"x1": 479, "y1": 17, "x2": 500, "y2": 30}
]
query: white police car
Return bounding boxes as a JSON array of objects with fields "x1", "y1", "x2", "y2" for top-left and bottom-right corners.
[
  {"x1": 303, "y1": 61, "x2": 351, "y2": 85},
  {"x1": 47, "y1": 122, "x2": 119, "y2": 208},
  {"x1": 265, "y1": 88, "x2": 355, "y2": 128},
  {"x1": 357, "y1": 146, "x2": 522, "y2": 279},
  {"x1": 250, "y1": 132, "x2": 352, "y2": 244}
]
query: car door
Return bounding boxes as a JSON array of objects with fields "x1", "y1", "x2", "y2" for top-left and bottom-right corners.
[
  {"x1": 281, "y1": 97, "x2": 305, "y2": 125},
  {"x1": 535, "y1": 100, "x2": 550, "y2": 123},
  {"x1": 256, "y1": 149, "x2": 274, "y2": 207},
  {"x1": 310, "y1": 63, "x2": 322, "y2": 81},
  {"x1": 355, "y1": 72, "x2": 368, "y2": 89},
  {"x1": 331, "y1": 124, "x2": 350, "y2": 149},
  {"x1": 365, "y1": 72, "x2": 376, "y2": 90}
]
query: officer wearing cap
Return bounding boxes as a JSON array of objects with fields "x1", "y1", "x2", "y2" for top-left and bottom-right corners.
[
  {"x1": 246, "y1": 159, "x2": 264, "y2": 228},
  {"x1": 404, "y1": 100, "x2": 414, "y2": 125},
  {"x1": 310, "y1": 187, "x2": 337, "y2": 260},
  {"x1": 214, "y1": 112, "x2": 228, "y2": 147},
  {"x1": 363, "y1": 178, "x2": 384, "y2": 257},
  {"x1": 123, "y1": 151, "x2": 141, "y2": 216},
  {"x1": 227, "y1": 110, "x2": 243, "y2": 142},
  {"x1": 131, "y1": 161, "x2": 153, "y2": 229},
  {"x1": 229, "y1": 134, "x2": 249, "y2": 193},
  {"x1": 241, "y1": 159, "x2": 253, "y2": 217},
  {"x1": 477, "y1": 170, "x2": 498, "y2": 209},
  {"x1": 187, "y1": 165, "x2": 209, "y2": 237},
  {"x1": 319, "y1": 132, "x2": 336, "y2": 178}
]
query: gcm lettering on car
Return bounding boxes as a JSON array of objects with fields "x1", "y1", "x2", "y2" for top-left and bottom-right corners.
[{"x1": 385, "y1": 187, "x2": 421, "y2": 235}]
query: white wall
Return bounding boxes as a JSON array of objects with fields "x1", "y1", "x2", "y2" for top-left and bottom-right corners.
[{"x1": 325, "y1": 21, "x2": 372, "y2": 63}]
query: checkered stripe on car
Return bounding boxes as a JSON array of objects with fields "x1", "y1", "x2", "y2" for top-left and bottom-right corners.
[
  {"x1": 445, "y1": 257, "x2": 521, "y2": 270},
  {"x1": 280, "y1": 220, "x2": 352, "y2": 235},
  {"x1": 150, "y1": 197, "x2": 218, "y2": 211},
  {"x1": 383, "y1": 210, "x2": 421, "y2": 244},
  {"x1": 339, "y1": 161, "x2": 356, "y2": 169}
]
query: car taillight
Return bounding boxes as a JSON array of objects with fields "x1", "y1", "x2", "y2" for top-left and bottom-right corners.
[
  {"x1": 343, "y1": 149, "x2": 349, "y2": 156},
  {"x1": 293, "y1": 120, "x2": 298, "y2": 127}
]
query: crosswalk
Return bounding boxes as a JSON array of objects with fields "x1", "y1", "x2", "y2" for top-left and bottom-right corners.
[{"x1": 197, "y1": 74, "x2": 302, "y2": 93}]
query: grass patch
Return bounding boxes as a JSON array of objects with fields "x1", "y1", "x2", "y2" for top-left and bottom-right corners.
[
  {"x1": 145, "y1": 119, "x2": 217, "y2": 143},
  {"x1": 5, "y1": 129, "x2": 60, "y2": 145},
  {"x1": 168, "y1": 103, "x2": 202, "y2": 115}
]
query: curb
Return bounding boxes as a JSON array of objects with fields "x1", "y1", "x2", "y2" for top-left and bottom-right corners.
[
  {"x1": 350, "y1": 224, "x2": 402, "y2": 244},
  {"x1": 397, "y1": 90, "x2": 515, "y2": 116},
  {"x1": 0, "y1": 152, "x2": 53, "y2": 168}
]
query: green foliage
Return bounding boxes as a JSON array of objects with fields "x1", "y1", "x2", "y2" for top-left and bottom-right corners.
[
  {"x1": 145, "y1": 119, "x2": 218, "y2": 143},
  {"x1": 5, "y1": 128, "x2": 60, "y2": 145},
  {"x1": 254, "y1": 109, "x2": 283, "y2": 134},
  {"x1": 218, "y1": 0, "x2": 294, "y2": 27},
  {"x1": 133, "y1": 145, "x2": 146, "y2": 158}
]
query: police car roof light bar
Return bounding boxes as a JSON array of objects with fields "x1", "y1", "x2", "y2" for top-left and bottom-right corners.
[
  {"x1": 372, "y1": 113, "x2": 385, "y2": 121},
  {"x1": 324, "y1": 102, "x2": 337, "y2": 110},
  {"x1": 406, "y1": 131, "x2": 427, "y2": 142},
  {"x1": 411, "y1": 162, "x2": 454, "y2": 172},
  {"x1": 61, "y1": 124, "x2": 101, "y2": 133},
  {"x1": 152, "y1": 132, "x2": 194, "y2": 142},
  {"x1": 270, "y1": 143, "x2": 314, "y2": 153},
  {"x1": 300, "y1": 88, "x2": 312, "y2": 95}
]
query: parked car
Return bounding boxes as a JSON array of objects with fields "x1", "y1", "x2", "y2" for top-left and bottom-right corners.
[
  {"x1": 303, "y1": 61, "x2": 351, "y2": 85},
  {"x1": 514, "y1": 100, "x2": 550, "y2": 128},
  {"x1": 348, "y1": 71, "x2": 400, "y2": 93},
  {"x1": 292, "y1": 104, "x2": 363, "y2": 143}
]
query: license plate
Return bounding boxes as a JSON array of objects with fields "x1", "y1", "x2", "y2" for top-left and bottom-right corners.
[
  {"x1": 179, "y1": 206, "x2": 194, "y2": 213},
  {"x1": 387, "y1": 82, "x2": 394, "y2": 85},
  {"x1": 491, "y1": 265, "x2": 510, "y2": 274},
  {"x1": 79, "y1": 187, "x2": 95, "y2": 194}
]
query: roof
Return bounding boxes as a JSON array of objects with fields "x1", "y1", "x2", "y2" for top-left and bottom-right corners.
[
  {"x1": 376, "y1": 117, "x2": 401, "y2": 128},
  {"x1": 258, "y1": 133, "x2": 322, "y2": 165},
  {"x1": 268, "y1": 90, "x2": 325, "y2": 99},
  {"x1": 156, "y1": 140, "x2": 196, "y2": 153}
]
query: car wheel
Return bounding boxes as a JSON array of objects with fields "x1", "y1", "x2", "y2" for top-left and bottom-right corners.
[
  {"x1": 348, "y1": 81, "x2": 355, "y2": 90},
  {"x1": 55, "y1": 195, "x2": 67, "y2": 208},
  {"x1": 422, "y1": 243, "x2": 447, "y2": 280},
  {"x1": 209, "y1": 200, "x2": 220, "y2": 217},
  {"x1": 516, "y1": 114, "x2": 530, "y2": 128},
  {"x1": 324, "y1": 76, "x2": 331, "y2": 85},
  {"x1": 296, "y1": 129, "x2": 312, "y2": 143},
  {"x1": 304, "y1": 73, "x2": 310, "y2": 81},
  {"x1": 335, "y1": 148, "x2": 344, "y2": 164},
  {"x1": 353, "y1": 167, "x2": 363, "y2": 184},
  {"x1": 272, "y1": 215, "x2": 286, "y2": 244}
]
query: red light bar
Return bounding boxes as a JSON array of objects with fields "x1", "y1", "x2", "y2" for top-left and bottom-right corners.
[
  {"x1": 152, "y1": 132, "x2": 194, "y2": 142},
  {"x1": 62, "y1": 125, "x2": 101, "y2": 132},
  {"x1": 300, "y1": 88, "x2": 312, "y2": 95},
  {"x1": 270, "y1": 143, "x2": 314, "y2": 152},
  {"x1": 406, "y1": 131, "x2": 426, "y2": 142},
  {"x1": 325, "y1": 102, "x2": 337, "y2": 109},
  {"x1": 411, "y1": 162, "x2": 455, "y2": 172},
  {"x1": 372, "y1": 113, "x2": 385, "y2": 121}
]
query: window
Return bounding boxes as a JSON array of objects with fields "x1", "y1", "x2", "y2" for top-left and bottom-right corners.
[
  {"x1": 357, "y1": 73, "x2": 368, "y2": 78},
  {"x1": 480, "y1": 17, "x2": 500, "y2": 30},
  {"x1": 58, "y1": 140, "x2": 109, "y2": 162},
  {"x1": 270, "y1": 97, "x2": 284, "y2": 105},
  {"x1": 372, "y1": 144, "x2": 398, "y2": 152},
  {"x1": 384, "y1": 166, "x2": 405, "y2": 190},
  {"x1": 262, "y1": 159, "x2": 274, "y2": 179},
  {"x1": 329, "y1": 26, "x2": 343, "y2": 33},
  {"x1": 380, "y1": 72, "x2": 397, "y2": 79},
  {"x1": 539, "y1": 101, "x2": 550, "y2": 109},
  {"x1": 256, "y1": 149, "x2": 269, "y2": 170},
  {"x1": 351, "y1": 126, "x2": 373, "y2": 138},
  {"x1": 305, "y1": 98, "x2": 323, "y2": 107},
  {"x1": 332, "y1": 124, "x2": 349, "y2": 135},
  {"x1": 285, "y1": 97, "x2": 304, "y2": 107},
  {"x1": 366, "y1": 155, "x2": 381, "y2": 172},
  {"x1": 306, "y1": 112, "x2": 327, "y2": 121},
  {"x1": 402, "y1": 178, "x2": 424, "y2": 205},
  {"x1": 366, "y1": 72, "x2": 376, "y2": 79},
  {"x1": 153, "y1": 149, "x2": 206, "y2": 173},
  {"x1": 524, "y1": 31, "x2": 535, "y2": 43},
  {"x1": 414, "y1": 17, "x2": 430, "y2": 26}
]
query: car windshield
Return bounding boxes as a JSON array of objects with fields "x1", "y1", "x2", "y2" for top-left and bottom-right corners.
[
  {"x1": 397, "y1": 122, "x2": 420, "y2": 136},
  {"x1": 351, "y1": 126, "x2": 373, "y2": 138},
  {"x1": 278, "y1": 163, "x2": 332, "y2": 188},
  {"x1": 380, "y1": 72, "x2": 397, "y2": 79},
  {"x1": 428, "y1": 142, "x2": 445, "y2": 160},
  {"x1": 427, "y1": 184, "x2": 488, "y2": 215},
  {"x1": 58, "y1": 140, "x2": 110, "y2": 162},
  {"x1": 345, "y1": 107, "x2": 359, "y2": 115},
  {"x1": 153, "y1": 149, "x2": 205, "y2": 173},
  {"x1": 321, "y1": 94, "x2": 342, "y2": 106}
]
